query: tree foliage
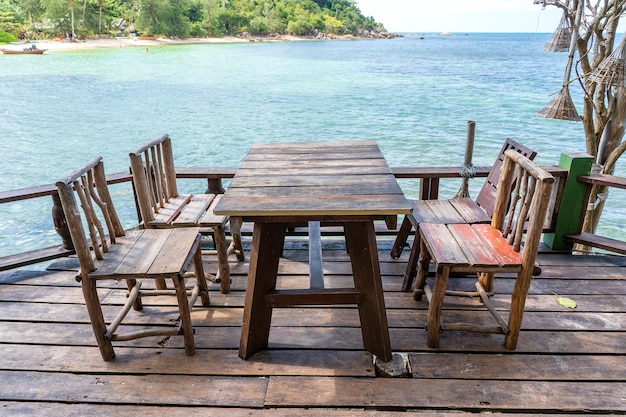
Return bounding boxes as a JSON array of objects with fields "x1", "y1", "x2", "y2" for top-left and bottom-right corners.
[{"x1": 0, "y1": 0, "x2": 385, "y2": 39}]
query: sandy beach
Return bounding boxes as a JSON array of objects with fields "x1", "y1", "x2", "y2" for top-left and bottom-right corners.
[{"x1": 0, "y1": 34, "x2": 359, "y2": 53}]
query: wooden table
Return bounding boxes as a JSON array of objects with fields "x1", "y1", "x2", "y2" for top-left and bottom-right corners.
[{"x1": 214, "y1": 140, "x2": 411, "y2": 361}]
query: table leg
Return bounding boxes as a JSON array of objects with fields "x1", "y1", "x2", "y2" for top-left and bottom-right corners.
[
  {"x1": 344, "y1": 221, "x2": 392, "y2": 362},
  {"x1": 239, "y1": 221, "x2": 286, "y2": 359}
]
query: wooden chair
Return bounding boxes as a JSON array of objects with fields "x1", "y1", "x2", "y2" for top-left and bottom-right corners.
[
  {"x1": 392, "y1": 138, "x2": 537, "y2": 291},
  {"x1": 56, "y1": 156, "x2": 210, "y2": 361},
  {"x1": 129, "y1": 134, "x2": 244, "y2": 294},
  {"x1": 414, "y1": 150, "x2": 554, "y2": 350}
]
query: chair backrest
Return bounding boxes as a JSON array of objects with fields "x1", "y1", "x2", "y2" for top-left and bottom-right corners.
[
  {"x1": 55, "y1": 157, "x2": 125, "y2": 277},
  {"x1": 475, "y1": 139, "x2": 537, "y2": 217},
  {"x1": 492, "y1": 150, "x2": 554, "y2": 264},
  {"x1": 129, "y1": 134, "x2": 179, "y2": 225}
]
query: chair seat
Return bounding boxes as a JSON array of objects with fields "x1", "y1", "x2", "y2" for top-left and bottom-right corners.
[
  {"x1": 198, "y1": 194, "x2": 229, "y2": 226},
  {"x1": 88, "y1": 228, "x2": 202, "y2": 279},
  {"x1": 420, "y1": 223, "x2": 522, "y2": 273},
  {"x1": 409, "y1": 198, "x2": 492, "y2": 226},
  {"x1": 148, "y1": 193, "x2": 228, "y2": 228}
]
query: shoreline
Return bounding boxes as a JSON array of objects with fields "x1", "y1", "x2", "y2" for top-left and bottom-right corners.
[{"x1": 1, "y1": 33, "x2": 394, "y2": 52}]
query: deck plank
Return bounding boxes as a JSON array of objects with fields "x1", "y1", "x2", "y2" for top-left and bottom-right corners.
[
  {"x1": 264, "y1": 376, "x2": 626, "y2": 412},
  {"x1": 0, "y1": 370, "x2": 268, "y2": 407},
  {"x1": 3, "y1": 402, "x2": 547, "y2": 417},
  {"x1": 410, "y1": 353, "x2": 626, "y2": 381},
  {"x1": 0, "y1": 344, "x2": 374, "y2": 377}
]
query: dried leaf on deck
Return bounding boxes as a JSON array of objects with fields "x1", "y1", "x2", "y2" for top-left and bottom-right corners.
[{"x1": 557, "y1": 296, "x2": 577, "y2": 309}]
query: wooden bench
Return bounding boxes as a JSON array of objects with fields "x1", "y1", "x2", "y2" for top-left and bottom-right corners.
[
  {"x1": 414, "y1": 150, "x2": 554, "y2": 350},
  {"x1": 56, "y1": 156, "x2": 210, "y2": 361},
  {"x1": 129, "y1": 134, "x2": 244, "y2": 294}
]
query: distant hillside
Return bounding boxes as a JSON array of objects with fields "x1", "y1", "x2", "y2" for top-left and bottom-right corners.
[{"x1": 0, "y1": 0, "x2": 390, "y2": 41}]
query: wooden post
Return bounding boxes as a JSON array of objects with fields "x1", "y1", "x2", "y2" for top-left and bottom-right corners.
[
  {"x1": 419, "y1": 178, "x2": 439, "y2": 200},
  {"x1": 454, "y1": 120, "x2": 476, "y2": 198},
  {"x1": 206, "y1": 178, "x2": 225, "y2": 194},
  {"x1": 543, "y1": 152, "x2": 593, "y2": 250},
  {"x1": 51, "y1": 192, "x2": 74, "y2": 250}
]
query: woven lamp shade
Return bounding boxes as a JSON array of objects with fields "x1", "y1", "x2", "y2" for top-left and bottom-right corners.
[
  {"x1": 587, "y1": 36, "x2": 626, "y2": 88},
  {"x1": 537, "y1": 86, "x2": 581, "y2": 121},
  {"x1": 544, "y1": 15, "x2": 571, "y2": 52}
]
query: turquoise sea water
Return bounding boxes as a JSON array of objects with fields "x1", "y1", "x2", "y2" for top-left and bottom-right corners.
[{"x1": 1, "y1": 33, "x2": 624, "y2": 257}]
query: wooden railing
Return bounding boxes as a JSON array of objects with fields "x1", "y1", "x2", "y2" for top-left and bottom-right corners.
[
  {"x1": 564, "y1": 173, "x2": 626, "y2": 255},
  {"x1": 3, "y1": 164, "x2": 625, "y2": 271},
  {"x1": 0, "y1": 169, "x2": 236, "y2": 271}
]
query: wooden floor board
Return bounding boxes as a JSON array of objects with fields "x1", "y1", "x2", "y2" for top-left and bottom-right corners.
[
  {"x1": 4, "y1": 401, "x2": 595, "y2": 417},
  {"x1": 410, "y1": 353, "x2": 626, "y2": 381},
  {"x1": 0, "y1": 344, "x2": 374, "y2": 377},
  {"x1": 0, "y1": 238, "x2": 625, "y2": 414},
  {"x1": 264, "y1": 376, "x2": 626, "y2": 412},
  {"x1": 0, "y1": 370, "x2": 268, "y2": 407}
]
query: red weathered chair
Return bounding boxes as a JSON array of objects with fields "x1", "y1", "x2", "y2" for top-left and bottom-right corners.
[
  {"x1": 129, "y1": 134, "x2": 244, "y2": 294},
  {"x1": 56, "y1": 157, "x2": 210, "y2": 361},
  {"x1": 392, "y1": 139, "x2": 537, "y2": 291},
  {"x1": 414, "y1": 150, "x2": 554, "y2": 349}
]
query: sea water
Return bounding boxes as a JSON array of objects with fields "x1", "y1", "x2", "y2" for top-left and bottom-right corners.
[{"x1": 1, "y1": 33, "x2": 624, "y2": 257}]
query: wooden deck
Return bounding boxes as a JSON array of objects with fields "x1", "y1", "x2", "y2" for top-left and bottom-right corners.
[{"x1": 1, "y1": 231, "x2": 626, "y2": 416}]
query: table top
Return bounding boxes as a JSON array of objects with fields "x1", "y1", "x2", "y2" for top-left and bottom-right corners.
[{"x1": 213, "y1": 140, "x2": 411, "y2": 219}]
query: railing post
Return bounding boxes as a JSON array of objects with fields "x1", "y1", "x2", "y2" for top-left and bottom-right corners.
[
  {"x1": 51, "y1": 192, "x2": 74, "y2": 250},
  {"x1": 543, "y1": 152, "x2": 593, "y2": 250},
  {"x1": 420, "y1": 178, "x2": 439, "y2": 200},
  {"x1": 206, "y1": 178, "x2": 225, "y2": 194}
]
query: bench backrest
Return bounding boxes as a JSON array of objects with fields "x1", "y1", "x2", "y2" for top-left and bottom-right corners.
[
  {"x1": 129, "y1": 134, "x2": 179, "y2": 226},
  {"x1": 55, "y1": 157, "x2": 125, "y2": 277},
  {"x1": 476, "y1": 138, "x2": 537, "y2": 217}
]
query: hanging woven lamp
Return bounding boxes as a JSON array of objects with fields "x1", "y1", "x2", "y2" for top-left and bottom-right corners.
[
  {"x1": 537, "y1": 86, "x2": 581, "y2": 120},
  {"x1": 544, "y1": 14, "x2": 571, "y2": 52},
  {"x1": 586, "y1": 33, "x2": 626, "y2": 88},
  {"x1": 537, "y1": 0, "x2": 582, "y2": 121}
]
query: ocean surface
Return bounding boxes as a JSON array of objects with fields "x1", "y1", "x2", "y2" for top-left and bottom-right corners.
[{"x1": 1, "y1": 32, "x2": 624, "y2": 258}]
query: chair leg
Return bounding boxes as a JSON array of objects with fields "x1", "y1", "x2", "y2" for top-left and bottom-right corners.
[
  {"x1": 82, "y1": 278, "x2": 115, "y2": 361},
  {"x1": 390, "y1": 216, "x2": 412, "y2": 259},
  {"x1": 193, "y1": 243, "x2": 211, "y2": 307},
  {"x1": 125, "y1": 279, "x2": 143, "y2": 310},
  {"x1": 229, "y1": 216, "x2": 245, "y2": 262},
  {"x1": 478, "y1": 272, "x2": 495, "y2": 293},
  {"x1": 402, "y1": 232, "x2": 421, "y2": 291},
  {"x1": 427, "y1": 265, "x2": 450, "y2": 349},
  {"x1": 154, "y1": 278, "x2": 168, "y2": 291},
  {"x1": 504, "y1": 269, "x2": 533, "y2": 350},
  {"x1": 172, "y1": 273, "x2": 196, "y2": 356},
  {"x1": 213, "y1": 225, "x2": 231, "y2": 294},
  {"x1": 413, "y1": 236, "x2": 430, "y2": 301}
]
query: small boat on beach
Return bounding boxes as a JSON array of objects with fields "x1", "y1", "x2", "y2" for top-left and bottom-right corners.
[{"x1": 0, "y1": 45, "x2": 47, "y2": 54}]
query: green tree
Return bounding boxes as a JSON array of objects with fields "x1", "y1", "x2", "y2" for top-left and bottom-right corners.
[
  {"x1": 322, "y1": 14, "x2": 341, "y2": 34},
  {"x1": 136, "y1": 0, "x2": 189, "y2": 36},
  {"x1": 41, "y1": 0, "x2": 77, "y2": 37},
  {"x1": 215, "y1": 6, "x2": 246, "y2": 34},
  {"x1": 0, "y1": 9, "x2": 24, "y2": 38}
]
